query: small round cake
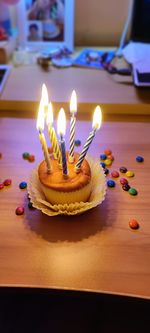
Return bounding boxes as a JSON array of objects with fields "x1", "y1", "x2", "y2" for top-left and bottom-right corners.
[{"x1": 38, "y1": 153, "x2": 92, "y2": 205}]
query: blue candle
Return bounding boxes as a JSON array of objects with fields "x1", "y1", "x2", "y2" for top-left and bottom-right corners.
[{"x1": 57, "y1": 108, "x2": 68, "y2": 177}]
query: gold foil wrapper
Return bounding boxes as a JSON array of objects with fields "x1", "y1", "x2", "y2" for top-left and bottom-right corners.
[{"x1": 28, "y1": 155, "x2": 107, "y2": 216}]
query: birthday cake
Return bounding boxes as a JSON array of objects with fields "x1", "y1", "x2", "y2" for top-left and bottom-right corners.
[{"x1": 38, "y1": 152, "x2": 92, "y2": 205}]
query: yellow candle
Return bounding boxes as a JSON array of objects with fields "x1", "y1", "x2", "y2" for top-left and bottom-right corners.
[
  {"x1": 46, "y1": 102, "x2": 62, "y2": 165},
  {"x1": 69, "y1": 90, "x2": 77, "y2": 163},
  {"x1": 37, "y1": 99, "x2": 52, "y2": 173}
]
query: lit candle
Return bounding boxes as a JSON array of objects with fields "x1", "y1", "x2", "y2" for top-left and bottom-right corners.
[
  {"x1": 69, "y1": 90, "x2": 77, "y2": 163},
  {"x1": 75, "y1": 105, "x2": 102, "y2": 172},
  {"x1": 41, "y1": 83, "x2": 49, "y2": 114},
  {"x1": 37, "y1": 99, "x2": 52, "y2": 174},
  {"x1": 46, "y1": 101, "x2": 62, "y2": 165},
  {"x1": 57, "y1": 108, "x2": 68, "y2": 177}
]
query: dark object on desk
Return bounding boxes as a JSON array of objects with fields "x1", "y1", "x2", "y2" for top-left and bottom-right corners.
[
  {"x1": 101, "y1": 52, "x2": 131, "y2": 76},
  {"x1": 0, "y1": 287, "x2": 150, "y2": 333},
  {"x1": 132, "y1": 67, "x2": 150, "y2": 87},
  {"x1": 131, "y1": 0, "x2": 150, "y2": 43}
]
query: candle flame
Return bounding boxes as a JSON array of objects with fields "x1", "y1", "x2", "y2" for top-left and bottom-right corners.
[
  {"x1": 41, "y1": 83, "x2": 49, "y2": 107},
  {"x1": 57, "y1": 108, "x2": 66, "y2": 136},
  {"x1": 70, "y1": 90, "x2": 77, "y2": 114},
  {"x1": 92, "y1": 105, "x2": 102, "y2": 130},
  {"x1": 46, "y1": 102, "x2": 53, "y2": 126},
  {"x1": 36, "y1": 98, "x2": 45, "y2": 131}
]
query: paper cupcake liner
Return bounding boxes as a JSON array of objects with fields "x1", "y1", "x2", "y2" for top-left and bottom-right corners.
[{"x1": 28, "y1": 155, "x2": 107, "y2": 216}]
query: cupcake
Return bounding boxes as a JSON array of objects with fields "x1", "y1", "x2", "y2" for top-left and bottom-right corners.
[{"x1": 38, "y1": 152, "x2": 92, "y2": 205}]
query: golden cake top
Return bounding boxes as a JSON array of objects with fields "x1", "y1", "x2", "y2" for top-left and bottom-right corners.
[{"x1": 38, "y1": 152, "x2": 91, "y2": 192}]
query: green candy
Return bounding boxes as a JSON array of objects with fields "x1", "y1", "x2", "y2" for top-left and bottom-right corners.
[
  {"x1": 129, "y1": 188, "x2": 138, "y2": 196},
  {"x1": 22, "y1": 152, "x2": 30, "y2": 159}
]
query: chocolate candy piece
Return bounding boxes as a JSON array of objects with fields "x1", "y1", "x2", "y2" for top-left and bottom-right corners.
[
  {"x1": 122, "y1": 184, "x2": 130, "y2": 191},
  {"x1": 107, "y1": 154, "x2": 114, "y2": 161},
  {"x1": 4, "y1": 179, "x2": 12, "y2": 186},
  {"x1": 100, "y1": 153, "x2": 107, "y2": 160},
  {"x1": 126, "y1": 170, "x2": 134, "y2": 177},
  {"x1": 129, "y1": 219, "x2": 139, "y2": 230},
  {"x1": 28, "y1": 155, "x2": 35, "y2": 162},
  {"x1": 28, "y1": 201, "x2": 34, "y2": 209},
  {"x1": 0, "y1": 183, "x2": 4, "y2": 190},
  {"x1": 105, "y1": 159, "x2": 112, "y2": 166},
  {"x1": 75, "y1": 139, "x2": 81, "y2": 146},
  {"x1": 19, "y1": 181, "x2": 27, "y2": 189},
  {"x1": 111, "y1": 170, "x2": 119, "y2": 178},
  {"x1": 104, "y1": 168, "x2": 109, "y2": 175},
  {"x1": 119, "y1": 166, "x2": 127, "y2": 173},
  {"x1": 15, "y1": 207, "x2": 24, "y2": 215},
  {"x1": 120, "y1": 178, "x2": 128, "y2": 185},
  {"x1": 129, "y1": 188, "x2": 138, "y2": 196},
  {"x1": 0, "y1": 153, "x2": 2, "y2": 159},
  {"x1": 136, "y1": 156, "x2": 144, "y2": 162},
  {"x1": 22, "y1": 152, "x2": 30, "y2": 159},
  {"x1": 107, "y1": 179, "x2": 115, "y2": 187}
]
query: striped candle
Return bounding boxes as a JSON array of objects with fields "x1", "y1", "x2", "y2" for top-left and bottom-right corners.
[
  {"x1": 46, "y1": 102, "x2": 62, "y2": 165},
  {"x1": 69, "y1": 90, "x2": 77, "y2": 163},
  {"x1": 75, "y1": 106, "x2": 102, "y2": 172},
  {"x1": 57, "y1": 108, "x2": 68, "y2": 177},
  {"x1": 37, "y1": 99, "x2": 52, "y2": 174}
]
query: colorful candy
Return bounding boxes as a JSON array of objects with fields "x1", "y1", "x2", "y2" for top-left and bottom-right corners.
[
  {"x1": 28, "y1": 201, "x2": 34, "y2": 209},
  {"x1": 136, "y1": 156, "x2": 144, "y2": 163},
  {"x1": 129, "y1": 188, "x2": 138, "y2": 196},
  {"x1": 0, "y1": 183, "x2": 4, "y2": 190},
  {"x1": 126, "y1": 171, "x2": 134, "y2": 177},
  {"x1": 129, "y1": 219, "x2": 139, "y2": 230},
  {"x1": 122, "y1": 184, "x2": 130, "y2": 191},
  {"x1": 105, "y1": 159, "x2": 112, "y2": 167},
  {"x1": 111, "y1": 170, "x2": 119, "y2": 178},
  {"x1": 119, "y1": 166, "x2": 127, "y2": 173},
  {"x1": 104, "y1": 149, "x2": 112, "y2": 156},
  {"x1": 75, "y1": 139, "x2": 81, "y2": 147},
  {"x1": 100, "y1": 153, "x2": 107, "y2": 160},
  {"x1": 3, "y1": 179, "x2": 12, "y2": 186},
  {"x1": 120, "y1": 178, "x2": 128, "y2": 185},
  {"x1": 22, "y1": 152, "x2": 30, "y2": 159},
  {"x1": 19, "y1": 181, "x2": 27, "y2": 189},
  {"x1": 28, "y1": 155, "x2": 35, "y2": 162},
  {"x1": 107, "y1": 179, "x2": 116, "y2": 188},
  {"x1": 100, "y1": 162, "x2": 106, "y2": 169},
  {"x1": 15, "y1": 207, "x2": 24, "y2": 215},
  {"x1": 0, "y1": 153, "x2": 2, "y2": 159},
  {"x1": 104, "y1": 168, "x2": 109, "y2": 175}
]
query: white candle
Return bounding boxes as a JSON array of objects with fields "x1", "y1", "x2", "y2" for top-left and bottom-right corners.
[
  {"x1": 69, "y1": 90, "x2": 77, "y2": 163},
  {"x1": 75, "y1": 106, "x2": 102, "y2": 172},
  {"x1": 37, "y1": 99, "x2": 52, "y2": 173},
  {"x1": 57, "y1": 108, "x2": 68, "y2": 177}
]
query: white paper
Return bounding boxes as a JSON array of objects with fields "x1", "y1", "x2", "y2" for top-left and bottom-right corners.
[{"x1": 122, "y1": 41, "x2": 150, "y2": 73}]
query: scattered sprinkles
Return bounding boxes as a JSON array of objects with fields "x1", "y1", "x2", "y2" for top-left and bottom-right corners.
[
  {"x1": 129, "y1": 219, "x2": 140, "y2": 230},
  {"x1": 3, "y1": 179, "x2": 12, "y2": 186},
  {"x1": 111, "y1": 170, "x2": 119, "y2": 178},
  {"x1": 107, "y1": 179, "x2": 116, "y2": 188},
  {"x1": 122, "y1": 184, "x2": 130, "y2": 191},
  {"x1": 119, "y1": 166, "x2": 127, "y2": 173},
  {"x1": 15, "y1": 207, "x2": 24, "y2": 215},
  {"x1": 19, "y1": 181, "x2": 27, "y2": 189},
  {"x1": 129, "y1": 188, "x2": 138, "y2": 196},
  {"x1": 136, "y1": 155, "x2": 144, "y2": 163},
  {"x1": 120, "y1": 178, "x2": 128, "y2": 185},
  {"x1": 22, "y1": 152, "x2": 35, "y2": 162},
  {"x1": 0, "y1": 183, "x2": 4, "y2": 190},
  {"x1": 126, "y1": 170, "x2": 134, "y2": 177},
  {"x1": 75, "y1": 139, "x2": 81, "y2": 147}
]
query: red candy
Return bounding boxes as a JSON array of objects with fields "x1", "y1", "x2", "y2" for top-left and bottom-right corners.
[
  {"x1": 4, "y1": 179, "x2": 12, "y2": 186},
  {"x1": 28, "y1": 155, "x2": 35, "y2": 162},
  {"x1": 111, "y1": 170, "x2": 119, "y2": 178},
  {"x1": 104, "y1": 149, "x2": 112, "y2": 156},
  {"x1": 129, "y1": 219, "x2": 139, "y2": 230},
  {"x1": 107, "y1": 154, "x2": 114, "y2": 161},
  {"x1": 15, "y1": 207, "x2": 24, "y2": 215},
  {"x1": 0, "y1": 153, "x2": 2, "y2": 159},
  {"x1": 0, "y1": 183, "x2": 4, "y2": 190},
  {"x1": 120, "y1": 178, "x2": 128, "y2": 185}
]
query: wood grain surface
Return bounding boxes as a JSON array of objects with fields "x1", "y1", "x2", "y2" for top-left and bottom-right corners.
[{"x1": 0, "y1": 116, "x2": 150, "y2": 299}]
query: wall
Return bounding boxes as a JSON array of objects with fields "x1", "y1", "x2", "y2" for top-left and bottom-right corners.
[{"x1": 74, "y1": 0, "x2": 130, "y2": 46}]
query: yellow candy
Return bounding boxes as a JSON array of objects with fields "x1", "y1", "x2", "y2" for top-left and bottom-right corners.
[
  {"x1": 105, "y1": 159, "x2": 112, "y2": 166},
  {"x1": 126, "y1": 170, "x2": 134, "y2": 177}
]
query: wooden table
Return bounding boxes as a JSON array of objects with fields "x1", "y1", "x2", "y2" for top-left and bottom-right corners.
[{"x1": 0, "y1": 114, "x2": 150, "y2": 300}]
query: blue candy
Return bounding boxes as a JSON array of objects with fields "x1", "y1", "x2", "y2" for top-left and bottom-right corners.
[
  {"x1": 107, "y1": 179, "x2": 116, "y2": 188},
  {"x1": 100, "y1": 153, "x2": 107, "y2": 160},
  {"x1": 136, "y1": 156, "x2": 144, "y2": 163},
  {"x1": 100, "y1": 162, "x2": 106, "y2": 169},
  {"x1": 19, "y1": 181, "x2": 27, "y2": 189}
]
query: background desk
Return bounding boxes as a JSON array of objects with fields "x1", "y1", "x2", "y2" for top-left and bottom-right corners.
[
  {"x1": 0, "y1": 63, "x2": 150, "y2": 116},
  {"x1": 0, "y1": 115, "x2": 150, "y2": 300}
]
